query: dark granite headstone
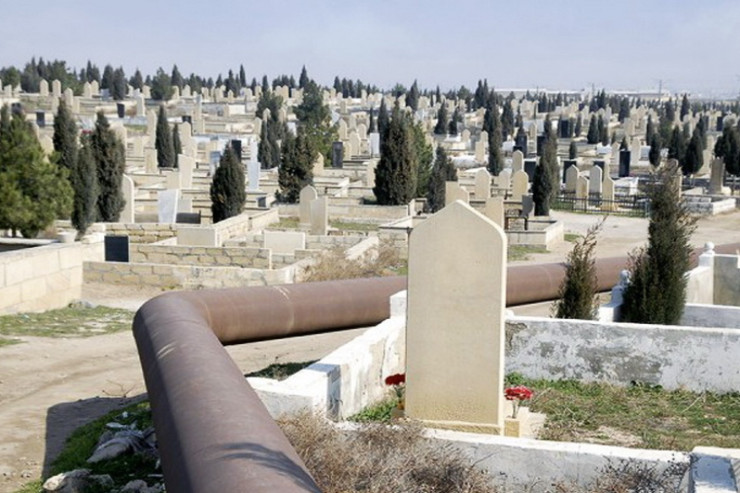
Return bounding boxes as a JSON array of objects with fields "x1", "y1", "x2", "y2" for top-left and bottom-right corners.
[
  {"x1": 176, "y1": 212, "x2": 201, "y2": 224},
  {"x1": 104, "y1": 235, "x2": 129, "y2": 262},
  {"x1": 116, "y1": 103, "x2": 125, "y2": 119},
  {"x1": 619, "y1": 150, "x2": 631, "y2": 177},
  {"x1": 331, "y1": 141, "x2": 344, "y2": 168},
  {"x1": 524, "y1": 159, "x2": 537, "y2": 183},
  {"x1": 559, "y1": 119, "x2": 571, "y2": 138},
  {"x1": 563, "y1": 160, "x2": 577, "y2": 184},
  {"x1": 181, "y1": 115, "x2": 192, "y2": 124},
  {"x1": 230, "y1": 139, "x2": 243, "y2": 162},
  {"x1": 36, "y1": 111, "x2": 45, "y2": 128},
  {"x1": 717, "y1": 118, "x2": 724, "y2": 132},
  {"x1": 536, "y1": 135, "x2": 546, "y2": 156},
  {"x1": 515, "y1": 132, "x2": 527, "y2": 152}
]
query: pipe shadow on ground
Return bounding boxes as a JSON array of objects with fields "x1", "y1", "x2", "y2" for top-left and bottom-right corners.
[{"x1": 42, "y1": 393, "x2": 147, "y2": 478}]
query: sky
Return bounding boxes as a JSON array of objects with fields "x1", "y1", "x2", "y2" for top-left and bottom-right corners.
[{"x1": 1, "y1": 0, "x2": 739, "y2": 97}]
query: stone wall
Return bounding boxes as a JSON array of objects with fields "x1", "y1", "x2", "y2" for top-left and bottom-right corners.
[
  {"x1": 506, "y1": 316, "x2": 740, "y2": 393},
  {"x1": 682, "y1": 195, "x2": 736, "y2": 215},
  {"x1": 278, "y1": 203, "x2": 410, "y2": 223},
  {"x1": 129, "y1": 244, "x2": 271, "y2": 269},
  {"x1": 105, "y1": 223, "x2": 178, "y2": 244},
  {"x1": 83, "y1": 259, "x2": 308, "y2": 290},
  {"x1": 224, "y1": 234, "x2": 363, "y2": 251},
  {"x1": 0, "y1": 240, "x2": 104, "y2": 314},
  {"x1": 506, "y1": 219, "x2": 564, "y2": 248},
  {"x1": 212, "y1": 208, "x2": 278, "y2": 240}
]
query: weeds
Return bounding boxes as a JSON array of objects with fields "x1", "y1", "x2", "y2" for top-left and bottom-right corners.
[
  {"x1": 302, "y1": 240, "x2": 406, "y2": 282},
  {"x1": 245, "y1": 360, "x2": 317, "y2": 381},
  {"x1": 0, "y1": 304, "x2": 133, "y2": 339}
]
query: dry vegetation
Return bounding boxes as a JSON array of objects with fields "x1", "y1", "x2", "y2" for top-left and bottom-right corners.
[
  {"x1": 302, "y1": 241, "x2": 407, "y2": 282},
  {"x1": 278, "y1": 412, "x2": 497, "y2": 493}
]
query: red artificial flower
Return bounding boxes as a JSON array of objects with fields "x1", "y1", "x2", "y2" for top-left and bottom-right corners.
[
  {"x1": 504, "y1": 385, "x2": 533, "y2": 401},
  {"x1": 385, "y1": 373, "x2": 406, "y2": 386}
]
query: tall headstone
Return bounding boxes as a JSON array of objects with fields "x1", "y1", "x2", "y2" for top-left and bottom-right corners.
[
  {"x1": 39, "y1": 79, "x2": 49, "y2": 98},
  {"x1": 524, "y1": 160, "x2": 537, "y2": 183},
  {"x1": 497, "y1": 169, "x2": 511, "y2": 191},
  {"x1": 406, "y1": 201, "x2": 507, "y2": 435},
  {"x1": 309, "y1": 196, "x2": 328, "y2": 235},
  {"x1": 511, "y1": 150, "x2": 524, "y2": 173},
  {"x1": 565, "y1": 165, "x2": 579, "y2": 193},
  {"x1": 445, "y1": 182, "x2": 469, "y2": 205},
  {"x1": 348, "y1": 132, "x2": 360, "y2": 158},
  {"x1": 157, "y1": 189, "x2": 179, "y2": 224},
  {"x1": 299, "y1": 185, "x2": 318, "y2": 227},
  {"x1": 709, "y1": 159, "x2": 726, "y2": 195},
  {"x1": 120, "y1": 175, "x2": 135, "y2": 223},
  {"x1": 369, "y1": 132, "x2": 380, "y2": 157},
  {"x1": 630, "y1": 137, "x2": 640, "y2": 167},
  {"x1": 52, "y1": 79, "x2": 61, "y2": 99},
  {"x1": 602, "y1": 175, "x2": 616, "y2": 212},
  {"x1": 366, "y1": 159, "x2": 378, "y2": 188},
  {"x1": 575, "y1": 176, "x2": 589, "y2": 200},
  {"x1": 331, "y1": 141, "x2": 344, "y2": 168},
  {"x1": 247, "y1": 160, "x2": 261, "y2": 191},
  {"x1": 484, "y1": 196, "x2": 505, "y2": 227},
  {"x1": 476, "y1": 131, "x2": 488, "y2": 163},
  {"x1": 179, "y1": 155, "x2": 194, "y2": 189},
  {"x1": 312, "y1": 153, "x2": 324, "y2": 177},
  {"x1": 589, "y1": 166, "x2": 603, "y2": 194},
  {"x1": 511, "y1": 170, "x2": 529, "y2": 202},
  {"x1": 563, "y1": 160, "x2": 577, "y2": 184},
  {"x1": 619, "y1": 150, "x2": 631, "y2": 178},
  {"x1": 474, "y1": 169, "x2": 491, "y2": 200}
]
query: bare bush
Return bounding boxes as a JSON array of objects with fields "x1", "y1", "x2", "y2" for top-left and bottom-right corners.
[{"x1": 302, "y1": 240, "x2": 406, "y2": 282}]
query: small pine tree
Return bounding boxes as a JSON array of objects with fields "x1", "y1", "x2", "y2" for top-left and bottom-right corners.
[
  {"x1": 667, "y1": 126, "x2": 686, "y2": 165},
  {"x1": 553, "y1": 219, "x2": 604, "y2": 320},
  {"x1": 155, "y1": 105, "x2": 175, "y2": 168},
  {"x1": 426, "y1": 146, "x2": 457, "y2": 213},
  {"x1": 574, "y1": 115, "x2": 582, "y2": 137},
  {"x1": 682, "y1": 129, "x2": 703, "y2": 176},
  {"x1": 91, "y1": 111, "x2": 126, "y2": 222},
  {"x1": 71, "y1": 135, "x2": 99, "y2": 235},
  {"x1": 448, "y1": 107, "x2": 460, "y2": 135},
  {"x1": 487, "y1": 124, "x2": 503, "y2": 176},
  {"x1": 621, "y1": 162, "x2": 697, "y2": 325},
  {"x1": 598, "y1": 115, "x2": 609, "y2": 145},
  {"x1": 210, "y1": 146, "x2": 246, "y2": 222},
  {"x1": 377, "y1": 98, "x2": 389, "y2": 141},
  {"x1": 172, "y1": 123, "x2": 182, "y2": 169},
  {"x1": 368, "y1": 108, "x2": 377, "y2": 133}
]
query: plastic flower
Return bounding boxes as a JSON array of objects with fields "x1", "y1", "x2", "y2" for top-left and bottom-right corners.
[
  {"x1": 385, "y1": 373, "x2": 406, "y2": 400},
  {"x1": 504, "y1": 385, "x2": 533, "y2": 419}
]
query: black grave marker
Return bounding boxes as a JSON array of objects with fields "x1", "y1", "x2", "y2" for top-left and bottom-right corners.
[
  {"x1": 104, "y1": 235, "x2": 129, "y2": 262},
  {"x1": 619, "y1": 150, "x2": 631, "y2": 177},
  {"x1": 331, "y1": 141, "x2": 344, "y2": 168}
]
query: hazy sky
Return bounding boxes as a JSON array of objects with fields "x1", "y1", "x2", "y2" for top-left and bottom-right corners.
[{"x1": 1, "y1": 1, "x2": 738, "y2": 96}]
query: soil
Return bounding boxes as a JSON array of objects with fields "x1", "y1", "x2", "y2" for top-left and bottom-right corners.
[{"x1": 1, "y1": 209, "x2": 739, "y2": 492}]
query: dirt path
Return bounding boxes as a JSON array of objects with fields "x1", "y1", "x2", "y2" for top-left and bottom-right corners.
[{"x1": 1, "y1": 209, "x2": 739, "y2": 492}]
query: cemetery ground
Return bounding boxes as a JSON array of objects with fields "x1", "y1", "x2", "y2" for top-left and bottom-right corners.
[{"x1": 1, "y1": 209, "x2": 739, "y2": 492}]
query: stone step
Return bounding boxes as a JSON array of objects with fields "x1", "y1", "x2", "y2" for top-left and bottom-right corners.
[{"x1": 691, "y1": 447, "x2": 740, "y2": 493}]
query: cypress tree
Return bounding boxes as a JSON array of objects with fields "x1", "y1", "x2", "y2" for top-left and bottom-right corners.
[
  {"x1": 377, "y1": 98, "x2": 389, "y2": 141},
  {"x1": 91, "y1": 111, "x2": 126, "y2": 222},
  {"x1": 374, "y1": 105, "x2": 417, "y2": 205},
  {"x1": 52, "y1": 99, "x2": 78, "y2": 172},
  {"x1": 277, "y1": 128, "x2": 315, "y2": 203},
  {"x1": 667, "y1": 126, "x2": 686, "y2": 165},
  {"x1": 586, "y1": 114, "x2": 599, "y2": 144},
  {"x1": 433, "y1": 104, "x2": 448, "y2": 135},
  {"x1": 0, "y1": 107, "x2": 73, "y2": 238},
  {"x1": 649, "y1": 134, "x2": 662, "y2": 167},
  {"x1": 407, "y1": 80, "x2": 419, "y2": 111},
  {"x1": 682, "y1": 129, "x2": 703, "y2": 176},
  {"x1": 621, "y1": 162, "x2": 696, "y2": 325},
  {"x1": 569, "y1": 140, "x2": 577, "y2": 159},
  {"x1": 532, "y1": 116, "x2": 558, "y2": 216},
  {"x1": 411, "y1": 121, "x2": 434, "y2": 198},
  {"x1": 426, "y1": 145, "x2": 456, "y2": 213},
  {"x1": 368, "y1": 108, "x2": 376, "y2": 133},
  {"x1": 598, "y1": 115, "x2": 608, "y2": 145},
  {"x1": 487, "y1": 106, "x2": 503, "y2": 176},
  {"x1": 553, "y1": 220, "x2": 603, "y2": 320},
  {"x1": 448, "y1": 107, "x2": 460, "y2": 136},
  {"x1": 501, "y1": 99, "x2": 515, "y2": 140},
  {"x1": 298, "y1": 65, "x2": 309, "y2": 89},
  {"x1": 574, "y1": 114, "x2": 582, "y2": 137},
  {"x1": 646, "y1": 114, "x2": 655, "y2": 144},
  {"x1": 71, "y1": 134, "x2": 98, "y2": 235},
  {"x1": 155, "y1": 105, "x2": 175, "y2": 168},
  {"x1": 679, "y1": 94, "x2": 690, "y2": 120},
  {"x1": 210, "y1": 146, "x2": 246, "y2": 222},
  {"x1": 172, "y1": 123, "x2": 182, "y2": 169}
]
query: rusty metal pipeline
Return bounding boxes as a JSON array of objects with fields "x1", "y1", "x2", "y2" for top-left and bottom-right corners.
[{"x1": 133, "y1": 242, "x2": 740, "y2": 492}]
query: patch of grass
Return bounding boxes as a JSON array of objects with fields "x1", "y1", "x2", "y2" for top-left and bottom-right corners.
[
  {"x1": 273, "y1": 216, "x2": 300, "y2": 229},
  {"x1": 507, "y1": 245, "x2": 548, "y2": 261},
  {"x1": 349, "y1": 396, "x2": 398, "y2": 423},
  {"x1": 329, "y1": 220, "x2": 378, "y2": 232},
  {"x1": 0, "y1": 336, "x2": 22, "y2": 347},
  {"x1": 0, "y1": 304, "x2": 133, "y2": 339},
  {"x1": 123, "y1": 124, "x2": 147, "y2": 133},
  {"x1": 506, "y1": 373, "x2": 740, "y2": 450},
  {"x1": 564, "y1": 233, "x2": 580, "y2": 242},
  {"x1": 13, "y1": 480, "x2": 42, "y2": 493},
  {"x1": 246, "y1": 360, "x2": 316, "y2": 381}
]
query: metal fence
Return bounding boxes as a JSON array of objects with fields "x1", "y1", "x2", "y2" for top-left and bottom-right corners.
[{"x1": 552, "y1": 192, "x2": 650, "y2": 217}]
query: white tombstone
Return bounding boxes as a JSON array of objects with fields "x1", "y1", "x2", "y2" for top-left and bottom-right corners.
[
  {"x1": 247, "y1": 160, "x2": 261, "y2": 192},
  {"x1": 120, "y1": 175, "x2": 135, "y2": 223},
  {"x1": 338, "y1": 119, "x2": 348, "y2": 140},
  {"x1": 366, "y1": 159, "x2": 378, "y2": 188},
  {"x1": 575, "y1": 176, "x2": 589, "y2": 200},
  {"x1": 602, "y1": 175, "x2": 617, "y2": 212},
  {"x1": 709, "y1": 159, "x2": 727, "y2": 195},
  {"x1": 474, "y1": 169, "x2": 491, "y2": 200},
  {"x1": 630, "y1": 137, "x2": 640, "y2": 167},
  {"x1": 497, "y1": 169, "x2": 511, "y2": 191},
  {"x1": 144, "y1": 146, "x2": 157, "y2": 174},
  {"x1": 445, "y1": 182, "x2": 469, "y2": 205},
  {"x1": 406, "y1": 200, "x2": 507, "y2": 434},
  {"x1": 157, "y1": 189, "x2": 179, "y2": 223},
  {"x1": 52, "y1": 79, "x2": 62, "y2": 98},
  {"x1": 136, "y1": 94, "x2": 146, "y2": 117},
  {"x1": 299, "y1": 185, "x2": 318, "y2": 227},
  {"x1": 179, "y1": 155, "x2": 194, "y2": 189},
  {"x1": 484, "y1": 196, "x2": 505, "y2": 228},
  {"x1": 511, "y1": 170, "x2": 529, "y2": 202},
  {"x1": 565, "y1": 165, "x2": 580, "y2": 193},
  {"x1": 313, "y1": 153, "x2": 324, "y2": 177},
  {"x1": 39, "y1": 79, "x2": 49, "y2": 98},
  {"x1": 309, "y1": 196, "x2": 328, "y2": 235},
  {"x1": 91, "y1": 80, "x2": 100, "y2": 96},
  {"x1": 589, "y1": 166, "x2": 603, "y2": 194},
  {"x1": 264, "y1": 231, "x2": 306, "y2": 254},
  {"x1": 369, "y1": 132, "x2": 380, "y2": 157},
  {"x1": 512, "y1": 150, "x2": 524, "y2": 173},
  {"x1": 82, "y1": 82, "x2": 92, "y2": 98}
]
